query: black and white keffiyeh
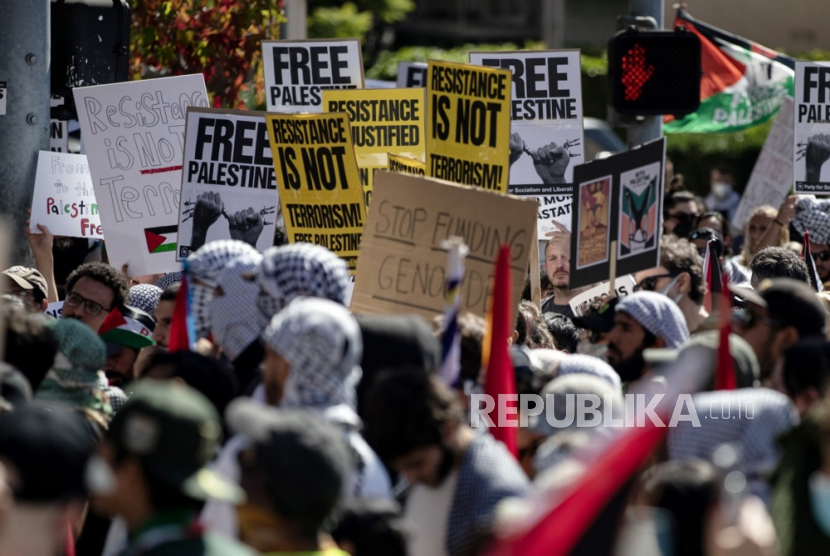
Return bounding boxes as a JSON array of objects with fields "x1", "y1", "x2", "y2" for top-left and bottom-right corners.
[
  {"x1": 794, "y1": 195, "x2": 830, "y2": 245},
  {"x1": 155, "y1": 272, "x2": 183, "y2": 291},
  {"x1": 616, "y1": 291, "x2": 690, "y2": 349},
  {"x1": 209, "y1": 252, "x2": 267, "y2": 361},
  {"x1": 129, "y1": 284, "x2": 163, "y2": 315}
]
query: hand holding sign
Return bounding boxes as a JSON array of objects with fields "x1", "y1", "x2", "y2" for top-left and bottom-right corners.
[
  {"x1": 806, "y1": 133, "x2": 830, "y2": 183},
  {"x1": 530, "y1": 142, "x2": 570, "y2": 184},
  {"x1": 228, "y1": 209, "x2": 265, "y2": 248}
]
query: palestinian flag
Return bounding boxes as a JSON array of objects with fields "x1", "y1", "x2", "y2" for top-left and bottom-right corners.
[
  {"x1": 144, "y1": 225, "x2": 177, "y2": 254},
  {"x1": 664, "y1": 8, "x2": 794, "y2": 133},
  {"x1": 99, "y1": 306, "x2": 155, "y2": 350}
]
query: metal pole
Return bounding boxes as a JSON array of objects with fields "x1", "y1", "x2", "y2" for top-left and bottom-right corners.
[
  {"x1": 0, "y1": 1, "x2": 49, "y2": 267},
  {"x1": 626, "y1": 0, "x2": 663, "y2": 148},
  {"x1": 542, "y1": 0, "x2": 565, "y2": 49},
  {"x1": 284, "y1": 0, "x2": 308, "y2": 40}
]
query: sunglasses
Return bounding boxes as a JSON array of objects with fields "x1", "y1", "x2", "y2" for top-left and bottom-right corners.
[
  {"x1": 812, "y1": 250, "x2": 830, "y2": 262},
  {"x1": 733, "y1": 308, "x2": 782, "y2": 330},
  {"x1": 634, "y1": 273, "x2": 674, "y2": 292},
  {"x1": 666, "y1": 212, "x2": 698, "y2": 223}
]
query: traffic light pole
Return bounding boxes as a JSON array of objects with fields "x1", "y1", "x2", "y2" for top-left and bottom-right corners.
[
  {"x1": 0, "y1": 1, "x2": 50, "y2": 267},
  {"x1": 626, "y1": 0, "x2": 663, "y2": 148}
]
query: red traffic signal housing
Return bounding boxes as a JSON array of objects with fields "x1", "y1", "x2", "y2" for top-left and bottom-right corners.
[{"x1": 608, "y1": 28, "x2": 702, "y2": 117}]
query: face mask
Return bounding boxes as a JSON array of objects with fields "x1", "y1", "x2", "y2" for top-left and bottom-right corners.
[
  {"x1": 672, "y1": 219, "x2": 693, "y2": 239},
  {"x1": 659, "y1": 274, "x2": 685, "y2": 305},
  {"x1": 809, "y1": 472, "x2": 830, "y2": 537},
  {"x1": 712, "y1": 182, "x2": 732, "y2": 199},
  {"x1": 85, "y1": 455, "x2": 117, "y2": 496}
]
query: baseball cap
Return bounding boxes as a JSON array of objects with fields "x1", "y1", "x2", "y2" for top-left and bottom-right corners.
[
  {"x1": 0, "y1": 403, "x2": 95, "y2": 502},
  {"x1": 3, "y1": 266, "x2": 48, "y2": 299},
  {"x1": 571, "y1": 297, "x2": 620, "y2": 333},
  {"x1": 729, "y1": 278, "x2": 827, "y2": 338},
  {"x1": 105, "y1": 381, "x2": 243, "y2": 503},
  {"x1": 100, "y1": 305, "x2": 156, "y2": 356}
]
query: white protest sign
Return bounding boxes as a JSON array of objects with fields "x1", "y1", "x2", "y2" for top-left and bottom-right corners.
[
  {"x1": 733, "y1": 96, "x2": 794, "y2": 229},
  {"x1": 177, "y1": 108, "x2": 279, "y2": 259},
  {"x1": 30, "y1": 151, "x2": 103, "y2": 239},
  {"x1": 795, "y1": 62, "x2": 830, "y2": 193},
  {"x1": 569, "y1": 275, "x2": 636, "y2": 317},
  {"x1": 45, "y1": 301, "x2": 64, "y2": 319},
  {"x1": 0, "y1": 81, "x2": 6, "y2": 116},
  {"x1": 262, "y1": 39, "x2": 364, "y2": 113},
  {"x1": 50, "y1": 120, "x2": 69, "y2": 152},
  {"x1": 73, "y1": 74, "x2": 208, "y2": 275},
  {"x1": 397, "y1": 62, "x2": 427, "y2": 88}
]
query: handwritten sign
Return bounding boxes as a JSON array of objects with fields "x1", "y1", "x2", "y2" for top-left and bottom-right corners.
[
  {"x1": 30, "y1": 151, "x2": 103, "y2": 239},
  {"x1": 425, "y1": 60, "x2": 512, "y2": 193},
  {"x1": 73, "y1": 74, "x2": 208, "y2": 275},
  {"x1": 350, "y1": 171, "x2": 536, "y2": 322},
  {"x1": 323, "y1": 88, "x2": 425, "y2": 207},
  {"x1": 262, "y1": 39, "x2": 364, "y2": 113},
  {"x1": 388, "y1": 153, "x2": 426, "y2": 175},
  {"x1": 795, "y1": 62, "x2": 830, "y2": 193},
  {"x1": 266, "y1": 112, "x2": 366, "y2": 275},
  {"x1": 397, "y1": 62, "x2": 427, "y2": 88}
]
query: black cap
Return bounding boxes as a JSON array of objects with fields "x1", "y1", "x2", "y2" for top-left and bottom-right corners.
[
  {"x1": 0, "y1": 403, "x2": 95, "y2": 502},
  {"x1": 571, "y1": 297, "x2": 620, "y2": 333},
  {"x1": 729, "y1": 278, "x2": 827, "y2": 337}
]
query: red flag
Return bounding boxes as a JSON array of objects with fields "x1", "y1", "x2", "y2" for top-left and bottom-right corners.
[
  {"x1": 714, "y1": 267, "x2": 735, "y2": 390},
  {"x1": 483, "y1": 245, "x2": 517, "y2": 458},
  {"x1": 168, "y1": 271, "x2": 192, "y2": 352},
  {"x1": 802, "y1": 230, "x2": 823, "y2": 292}
]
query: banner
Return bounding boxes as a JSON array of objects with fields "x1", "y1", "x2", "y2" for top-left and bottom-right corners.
[
  {"x1": 568, "y1": 275, "x2": 635, "y2": 317},
  {"x1": 425, "y1": 60, "x2": 512, "y2": 193},
  {"x1": 176, "y1": 108, "x2": 279, "y2": 259},
  {"x1": 397, "y1": 62, "x2": 427, "y2": 88},
  {"x1": 73, "y1": 74, "x2": 208, "y2": 275},
  {"x1": 323, "y1": 88, "x2": 426, "y2": 207},
  {"x1": 350, "y1": 171, "x2": 536, "y2": 322},
  {"x1": 664, "y1": 8, "x2": 795, "y2": 133},
  {"x1": 570, "y1": 138, "x2": 665, "y2": 289},
  {"x1": 388, "y1": 153, "x2": 426, "y2": 176},
  {"x1": 30, "y1": 151, "x2": 102, "y2": 239},
  {"x1": 795, "y1": 62, "x2": 830, "y2": 193},
  {"x1": 732, "y1": 96, "x2": 794, "y2": 228},
  {"x1": 262, "y1": 39, "x2": 364, "y2": 113},
  {"x1": 265, "y1": 112, "x2": 366, "y2": 274}
]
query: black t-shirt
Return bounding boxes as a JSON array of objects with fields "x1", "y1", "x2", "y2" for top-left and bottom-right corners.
[{"x1": 541, "y1": 296, "x2": 575, "y2": 319}]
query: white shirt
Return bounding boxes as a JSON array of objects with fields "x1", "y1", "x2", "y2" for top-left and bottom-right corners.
[{"x1": 404, "y1": 471, "x2": 459, "y2": 556}]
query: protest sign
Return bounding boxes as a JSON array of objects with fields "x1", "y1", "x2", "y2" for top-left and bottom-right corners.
[
  {"x1": 323, "y1": 88, "x2": 425, "y2": 207},
  {"x1": 795, "y1": 62, "x2": 830, "y2": 193},
  {"x1": 350, "y1": 171, "x2": 536, "y2": 322},
  {"x1": 388, "y1": 153, "x2": 426, "y2": 175},
  {"x1": 45, "y1": 301, "x2": 64, "y2": 319},
  {"x1": 397, "y1": 62, "x2": 427, "y2": 88},
  {"x1": 733, "y1": 96, "x2": 794, "y2": 229},
  {"x1": 176, "y1": 108, "x2": 279, "y2": 259},
  {"x1": 30, "y1": 151, "x2": 103, "y2": 239},
  {"x1": 570, "y1": 138, "x2": 665, "y2": 289},
  {"x1": 73, "y1": 74, "x2": 208, "y2": 275},
  {"x1": 265, "y1": 112, "x2": 365, "y2": 274},
  {"x1": 262, "y1": 39, "x2": 364, "y2": 113},
  {"x1": 568, "y1": 275, "x2": 635, "y2": 317},
  {"x1": 425, "y1": 60, "x2": 512, "y2": 193}
]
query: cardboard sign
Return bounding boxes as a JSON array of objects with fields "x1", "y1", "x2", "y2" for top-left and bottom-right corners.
[
  {"x1": 73, "y1": 74, "x2": 208, "y2": 275},
  {"x1": 176, "y1": 108, "x2": 279, "y2": 259},
  {"x1": 323, "y1": 88, "x2": 426, "y2": 207},
  {"x1": 30, "y1": 151, "x2": 103, "y2": 239},
  {"x1": 397, "y1": 62, "x2": 427, "y2": 88},
  {"x1": 388, "y1": 153, "x2": 426, "y2": 176},
  {"x1": 350, "y1": 171, "x2": 537, "y2": 322},
  {"x1": 45, "y1": 301, "x2": 64, "y2": 319},
  {"x1": 570, "y1": 138, "x2": 665, "y2": 289},
  {"x1": 568, "y1": 275, "x2": 635, "y2": 317},
  {"x1": 795, "y1": 62, "x2": 830, "y2": 193},
  {"x1": 425, "y1": 60, "x2": 512, "y2": 193},
  {"x1": 470, "y1": 50, "x2": 584, "y2": 236},
  {"x1": 265, "y1": 112, "x2": 366, "y2": 274},
  {"x1": 262, "y1": 39, "x2": 364, "y2": 113},
  {"x1": 733, "y1": 96, "x2": 794, "y2": 229}
]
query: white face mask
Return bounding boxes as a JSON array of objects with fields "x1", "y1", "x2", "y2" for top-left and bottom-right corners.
[
  {"x1": 712, "y1": 182, "x2": 732, "y2": 199},
  {"x1": 810, "y1": 472, "x2": 830, "y2": 537},
  {"x1": 659, "y1": 274, "x2": 685, "y2": 305}
]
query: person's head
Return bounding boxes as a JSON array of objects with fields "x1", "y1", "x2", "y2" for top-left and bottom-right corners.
[
  {"x1": 793, "y1": 195, "x2": 830, "y2": 282},
  {"x1": 749, "y1": 246, "x2": 809, "y2": 288},
  {"x1": 695, "y1": 211, "x2": 732, "y2": 255},
  {"x1": 732, "y1": 278, "x2": 827, "y2": 385},
  {"x1": 64, "y1": 262, "x2": 130, "y2": 333},
  {"x1": 514, "y1": 300, "x2": 554, "y2": 349},
  {"x1": 811, "y1": 241, "x2": 830, "y2": 283},
  {"x1": 363, "y1": 369, "x2": 465, "y2": 488},
  {"x1": 89, "y1": 381, "x2": 242, "y2": 531},
  {"x1": 608, "y1": 292, "x2": 690, "y2": 382},
  {"x1": 688, "y1": 227, "x2": 724, "y2": 260},
  {"x1": 663, "y1": 191, "x2": 700, "y2": 238},
  {"x1": 3, "y1": 305, "x2": 58, "y2": 391},
  {"x1": 633, "y1": 236, "x2": 706, "y2": 309},
  {"x1": 782, "y1": 338, "x2": 830, "y2": 416},
  {"x1": 226, "y1": 403, "x2": 350, "y2": 551},
  {"x1": 571, "y1": 297, "x2": 619, "y2": 360},
  {"x1": 741, "y1": 206, "x2": 784, "y2": 263},
  {"x1": 152, "y1": 284, "x2": 179, "y2": 349},
  {"x1": 128, "y1": 284, "x2": 163, "y2": 316},
  {"x1": 2, "y1": 266, "x2": 48, "y2": 313},
  {"x1": 332, "y1": 499, "x2": 408, "y2": 556},
  {"x1": 100, "y1": 305, "x2": 156, "y2": 389},
  {"x1": 710, "y1": 163, "x2": 735, "y2": 197},
  {"x1": 260, "y1": 297, "x2": 362, "y2": 408},
  {"x1": 257, "y1": 243, "x2": 350, "y2": 319},
  {"x1": 543, "y1": 313, "x2": 580, "y2": 353},
  {"x1": 544, "y1": 237, "x2": 571, "y2": 290}
]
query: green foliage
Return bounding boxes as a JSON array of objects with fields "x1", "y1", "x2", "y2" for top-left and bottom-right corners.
[{"x1": 308, "y1": 3, "x2": 373, "y2": 40}]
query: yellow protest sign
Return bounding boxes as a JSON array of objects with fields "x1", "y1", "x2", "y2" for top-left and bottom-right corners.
[
  {"x1": 323, "y1": 88, "x2": 425, "y2": 208},
  {"x1": 426, "y1": 60, "x2": 512, "y2": 193},
  {"x1": 388, "y1": 153, "x2": 426, "y2": 176},
  {"x1": 265, "y1": 112, "x2": 366, "y2": 274}
]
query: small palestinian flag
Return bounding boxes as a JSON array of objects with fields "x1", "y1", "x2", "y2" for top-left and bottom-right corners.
[
  {"x1": 99, "y1": 305, "x2": 155, "y2": 350},
  {"x1": 664, "y1": 8, "x2": 794, "y2": 134},
  {"x1": 144, "y1": 225, "x2": 177, "y2": 254}
]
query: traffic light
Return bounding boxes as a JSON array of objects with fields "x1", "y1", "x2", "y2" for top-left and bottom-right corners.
[{"x1": 608, "y1": 28, "x2": 701, "y2": 117}]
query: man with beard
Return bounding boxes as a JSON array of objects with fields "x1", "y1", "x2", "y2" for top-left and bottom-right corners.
[
  {"x1": 541, "y1": 227, "x2": 578, "y2": 318},
  {"x1": 363, "y1": 370, "x2": 528, "y2": 556},
  {"x1": 606, "y1": 291, "x2": 690, "y2": 383}
]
